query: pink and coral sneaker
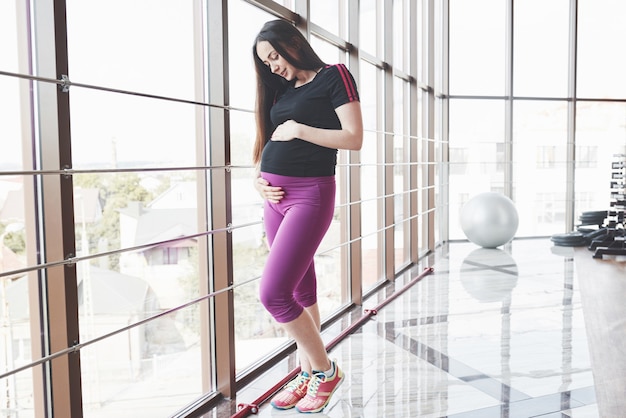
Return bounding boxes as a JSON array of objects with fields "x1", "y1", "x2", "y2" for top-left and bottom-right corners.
[
  {"x1": 295, "y1": 361, "x2": 344, "y2": 413},
  {"x1": 270, "y1": 371, "x2": 310, "y2": 410}
]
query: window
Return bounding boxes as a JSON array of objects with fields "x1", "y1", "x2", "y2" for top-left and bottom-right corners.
[
  {"x1": 513, "y1": 0, "x2": 569, "y2": 98},
  {"x1": 577, "y1": 0, "x2": 626, "y2": 98},
  {"x1": 449, "y1": 0, "x2": 506, "y2": 96}
]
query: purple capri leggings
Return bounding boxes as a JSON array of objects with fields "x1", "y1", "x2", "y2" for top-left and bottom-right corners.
[{"x1": 259, "y1": 172, "x2": 336, "y2": 324}]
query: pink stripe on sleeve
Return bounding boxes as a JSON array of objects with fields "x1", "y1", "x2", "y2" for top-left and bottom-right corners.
[{"x1": 335, "y1": 64, "x2": 358, "y2": 102}]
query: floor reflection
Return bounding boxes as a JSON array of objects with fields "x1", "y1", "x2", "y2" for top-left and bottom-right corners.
[
  {"x1": 459, "y1": 247, "x2": 518, "y2": 303},
  {"x1": 229, "y1": 240, "x2": 598, "y2": 418}
]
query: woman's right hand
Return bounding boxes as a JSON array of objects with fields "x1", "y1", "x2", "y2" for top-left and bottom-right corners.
[{"x1": 255, "y1": 176, "x2": 284, "y2": 203}]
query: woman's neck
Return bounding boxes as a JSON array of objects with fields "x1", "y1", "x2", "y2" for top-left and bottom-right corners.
[{"x1": 294, "y1": 68, "x2": 322, "y2": 87}]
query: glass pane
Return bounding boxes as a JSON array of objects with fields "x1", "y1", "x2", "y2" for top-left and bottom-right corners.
[
  {"x1": 513, "y1": 101, "x2": 568, "y2": 236},
  {"x1": 234, "y1": 280, "x2": 283, "y2": 374},
  {"x1": 231, "y1": 170, "x2": 264, "y2": 275},
  {"x1": 393, "y1": 77, "x2": 409, "y2": 269},
  {"x1": 230, "y1": 111, "x2": 256, "y2": 168},
  {"x1": 360, "y1": 0, "x2": 379, "y2": 57},
  {"x1": 416, "y1": 0, "x2": 424, "y2": 85},
  {"x1": 393, "y1": 0, "x2": 407, "y2": 71},
  {"x1": 417, "y1": 89, "x2": 427, "y2": 252},
  {"x1": 73, "y1": 172, "x2": 208, "y2": 415},
  {"x1": 66, "y1": 0, "x2": 198, "y2": 101},
  {"x1": 274, "y1": 0, "x2": 294, "y2": 11},
  {"x1": 434, "y1": 158, "x2": 444, "y2": 245},
  {"x1": 360, "y1": 62, "x2": 381, "y2": 288},
  {"x1": 0, "y1": 7, "x2": 24, "y2": 168},
  {"x1": 73, "y1": 171, "x2": 204, "y2": 262},
  {"x1": 361, "y1": 144, "x2": 379, "y2": 289},
  {"x1": 310, "y1": 0, "x2": 344, "y2": 36},
  {"x1": 1, "y1": 3, "x2": 33, "y2": 415},
  {"x1": 0, "y1": 1, "x2": 20, "y2": 74},
  {"x1": 69, "y1": 89, "x2": 199, "y2": 169},
  {"x1": 577, "y1": 0, "x2": 626, "y2": 98},
  {"x1": 231, "y1": 216, "x2": 265, "y2": 374},
  {"x1": 0, "y1": 218, "x2": 30, "y2": 413},
  {"x1": 361, "y1": 233, "x2": 379, "y2": 289},
  {"x1": 332, "y1": 165, "x2": 350, "y2": 305},
  {"x1": 79, "y1": 300, "x2": 208, "y2": 416},
  {"x1": 416, "y1": 134, "x2": 425, "y2": 252},
  {"x1": 449, "y1": 0, "x2": 506, "y2": 96},
  {"x1": 434, "y1": 97, "x2": 446, "y2": 246},
  {"x1": 310, "y1": 36, "x2": 344, "y2": 65},
  {"x1": 229, "y1": 0, "x2": 276, "y2": 111},
  {"x1": 315, "y1": 243, "x2": 343, "y2": 318},
  {"x1": 513, "y1": 0, "x2": 569, "y2": 98},
  {"x1": 575, "y1": 102, "x2": 626, "y2": 215},
  {"x1": 448, "y1": 99, "x2": 506, "y2": 240}
]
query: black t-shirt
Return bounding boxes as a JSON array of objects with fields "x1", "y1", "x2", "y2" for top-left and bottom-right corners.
[{"x1": 260, "y1": 64, "x2": 360, "y2": 177}]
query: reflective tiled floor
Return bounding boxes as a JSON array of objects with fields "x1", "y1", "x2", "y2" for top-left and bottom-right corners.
[{"x1": 218, "y1": 239, "x2": 606, "y2": 418}]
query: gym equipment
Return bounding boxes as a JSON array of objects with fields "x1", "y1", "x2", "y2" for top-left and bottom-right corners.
[
  {"x1": 460, "y1": 192, "x2": 519, "y2": 248},
  {"x1": 589, "y1": 154, "x2": 626, "y2": 259},
  {"x1": 554, "y1": 154, "x2": 626, "y2": 259}
]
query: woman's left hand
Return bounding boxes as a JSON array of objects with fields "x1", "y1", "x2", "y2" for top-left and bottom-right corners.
[{"x1": 271, "y1": 120, "x2": 300, "y2": 142}]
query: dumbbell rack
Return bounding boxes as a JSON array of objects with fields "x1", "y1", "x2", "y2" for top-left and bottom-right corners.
[{"x1": 589, "y1": 153, "x2": 626, "y2": 259}]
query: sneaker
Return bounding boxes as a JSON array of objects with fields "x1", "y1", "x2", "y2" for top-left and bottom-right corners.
[
  {"x1": 295, "y1": 361, "x2": 344, "y2": 413},
  {"x1": 270, "y1": 371, "x2": 310, "y2": 410}
]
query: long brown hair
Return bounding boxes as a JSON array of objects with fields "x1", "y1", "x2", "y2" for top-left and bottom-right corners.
[{"x1": 252, "y1": 19, "x2": 326, "y2": 164}]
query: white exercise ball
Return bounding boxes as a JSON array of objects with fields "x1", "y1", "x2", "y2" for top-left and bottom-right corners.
[{"x1": 460, "y1": 192, "x2": 519, "y2": 248}]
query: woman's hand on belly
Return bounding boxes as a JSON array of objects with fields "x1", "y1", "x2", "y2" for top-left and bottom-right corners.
[
  {"x1": 255, "y1": 176, "x2": 285, "y2": 203},
  {"x1": 271, "y1": 120, "x2": 301, "y2": 142}
]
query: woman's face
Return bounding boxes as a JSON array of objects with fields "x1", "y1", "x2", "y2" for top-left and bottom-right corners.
[{"x1": 256, "y1": 40, "x2": 297, "y2": 81}]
